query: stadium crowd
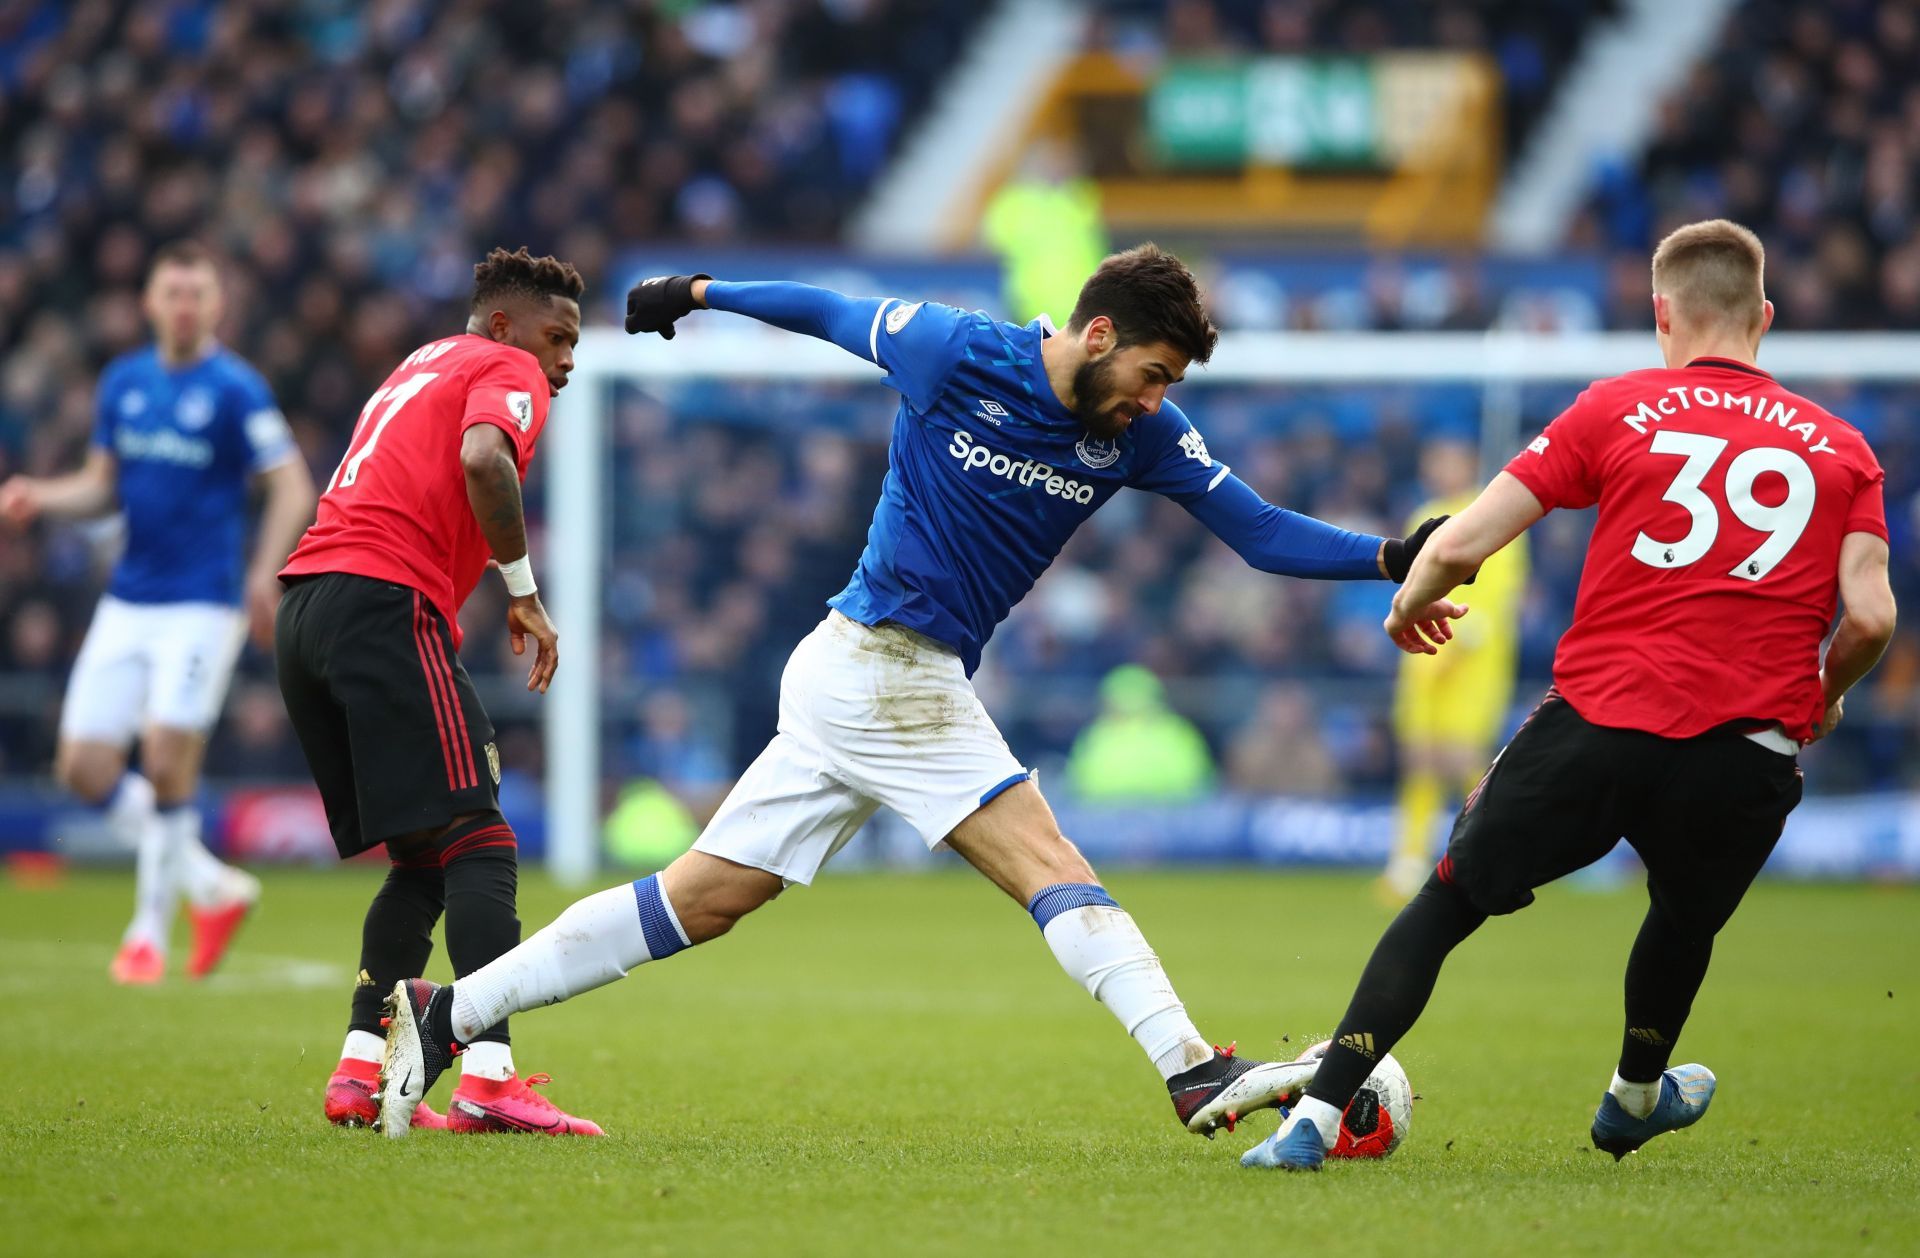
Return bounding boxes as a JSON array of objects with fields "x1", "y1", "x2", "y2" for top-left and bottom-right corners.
[
  {"x1": 0, "y1": 0, "x2": 1915, "y2": 810},
  {"x1": 1583, "y1": 0, "x2": 1920, "y2": 332}
]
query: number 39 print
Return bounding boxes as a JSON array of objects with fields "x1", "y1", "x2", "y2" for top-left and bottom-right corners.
[{"x1": 1631, "y1": 429, "x2": 1816, "y2": 582}]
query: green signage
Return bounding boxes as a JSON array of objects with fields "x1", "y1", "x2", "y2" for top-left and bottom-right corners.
[{"x1": 1149, "y1": 57, "x2": 1385, "y2": 168}]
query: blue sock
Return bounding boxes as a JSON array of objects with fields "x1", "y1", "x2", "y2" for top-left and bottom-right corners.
[
  {"x1": 632, "y1": 873, "x2": 691, "y2": 960},
  {"x1": 1026, "y1": 882, "x2": 1118, "y2": 931}
]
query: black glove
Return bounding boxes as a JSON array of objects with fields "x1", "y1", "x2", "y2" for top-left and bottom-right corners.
[
  {"x1": 1381, "y1": 515, "x2": 1448, "y2": 584},
  {"x1": 624, "y1": 273, "x2": 711, "y2": 338}
]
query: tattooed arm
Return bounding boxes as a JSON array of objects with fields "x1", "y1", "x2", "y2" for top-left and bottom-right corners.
[{"x1": 461, "y1": 423, "x2": 557, "y2": 692}]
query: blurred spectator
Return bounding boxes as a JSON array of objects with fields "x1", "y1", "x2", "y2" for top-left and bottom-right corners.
[
  {"x1": 983, "y1": 140, "x2": 1109, "y2": 324},
  {"x1": 603, "y1": 778, "x2": 699, "y2": 870},
  {"x1": 1064, "y1": 665, "x2": 1216, "y2": 802},
  {"x1": 1224, "y1": 683, "x2": 1344, "y2": 796}
]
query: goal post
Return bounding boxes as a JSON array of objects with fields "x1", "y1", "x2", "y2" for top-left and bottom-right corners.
[{"x1": 544, "y1": 328, "x2": 1920, "y2": 885}]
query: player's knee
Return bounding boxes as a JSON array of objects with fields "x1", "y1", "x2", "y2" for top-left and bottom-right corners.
[
  {"x1": 1425, "y1": 863, "x2": 1523, "y2": 919},
  {"x1": 54, "y1": 744, "x2": 122, "y2": 804},
  {"x1": 139, "y1": 732, "x2": 203, "y2": 803}
]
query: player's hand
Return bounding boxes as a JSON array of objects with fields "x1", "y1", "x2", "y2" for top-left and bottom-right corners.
[
  {"x1": 244, "y1": 568, "x2": 282, "y2": 649},
  {"x1": 0, "y1": 476, "x2": 41, "y2": 528},
  {"x1": 1385, "y1": 598, "x2": 1469, "y2": 655},
  {"x1": 507, "y1": 592, "x2": 559, "y2": 693},
  {"x1": 1380, "y1": 515, "x2": 1477, "y2": 585},
  {"x1": 624, "y1": 274, "x2": 712, "y2": 339},
  {"x1": 1809, "y1": 695, "x2": 1844, "y2": 743}
]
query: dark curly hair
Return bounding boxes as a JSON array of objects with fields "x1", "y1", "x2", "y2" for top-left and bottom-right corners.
[
  {"x1": 471, "y1": 246, "x2": 586, "y2": 310},
  {"x1": 1066, "y1": 243, "x2": 1217, "y2": 365}
]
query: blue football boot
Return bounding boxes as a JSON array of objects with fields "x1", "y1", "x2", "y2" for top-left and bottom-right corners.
[
  {"x1": 1590, "y1": 1063, "x2": 1717, "y2": 1160},
  {"x1": 1240, "y1": 1111, "x2": 1327, "y2": 1171}
]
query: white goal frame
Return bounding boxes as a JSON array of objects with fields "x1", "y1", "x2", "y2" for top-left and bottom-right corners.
[{"x1": 544, "y1": 328, "x2": 1920, "y2": 884}]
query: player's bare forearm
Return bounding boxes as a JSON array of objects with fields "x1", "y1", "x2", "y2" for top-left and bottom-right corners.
[
  {"x1": 247, "y1": 458, "x2": 317, "y2": 581},
  {"x1": 1823, "y1": 532, "x2": 1897, "y2": 704},
  {"x1": 460, "y1": 425, "x2": 529, "y2": 563},
  {"x1": 8, "y1": 449, "x2": 118, "y2": 521},
  {"x1": 1391, "y1": 542, "x2": 1478, "y2": 620},
  {"x1": 1823, "y1": 613, "x2": 1895, "y2": 706},
  {"x1": 1393, "y1": 473, "x2": 1545, "y2": 616}
]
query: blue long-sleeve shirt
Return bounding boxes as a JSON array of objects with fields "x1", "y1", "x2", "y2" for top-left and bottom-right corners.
[{"x1": 703, "y1": 280, "x2": 1384, "y2": 673}]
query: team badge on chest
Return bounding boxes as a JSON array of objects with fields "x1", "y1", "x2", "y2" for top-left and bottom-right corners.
[
  {"x1": 176, "y1": 387, "x2": 216, "y2": 431},
  {"x1": 1075, "y1": 436, "x2": 1120, "y2": 469}
]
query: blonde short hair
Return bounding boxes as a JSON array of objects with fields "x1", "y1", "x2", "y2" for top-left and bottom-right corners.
[{"x1": 1651, "y1": 219, "x2": 1766, "y2": 334}]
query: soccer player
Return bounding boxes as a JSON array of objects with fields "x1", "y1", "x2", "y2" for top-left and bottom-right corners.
[
  {"x1": 1243, "y1": 220, "x2": 1896, "y2": 1171},
  {"x1": 276, "y1": 247, "x2": 600, "y2": 1135},
  {"x1": 0, "y1": 241, "x2": 315, "y2": 984},
  {"x1": 375, "y1": 244, "x2": 1462, "y2": 1138},
  {"x1": 1380, "y1": 438, "x2": 1528, "y2": 901}
]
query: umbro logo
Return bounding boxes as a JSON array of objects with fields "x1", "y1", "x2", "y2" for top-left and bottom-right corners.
[
  {"x1": 974, "y1": 398, "x2": 1009, "y2": 426},
  {"x1": 1337, "y1": 1031, "x2": 1378, "y2": 1060}
]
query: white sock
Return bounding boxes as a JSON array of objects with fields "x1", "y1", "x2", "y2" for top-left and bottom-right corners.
[
  {"x1": 448, "y1": 876, "x2": 690, "y2": 1044},
  {"x1": 1610, "y1": 1070, "x2": 1659, "y2": 1119},
  {"x1": 1038, "y1": 903, "x2": 1211, "y2": 1080},
  {"x1": 1291, "y1": 1096, "x2": 1344, "y2": 1148},
  {"x1": 461, "y1": 1040, "x2": 515, "y2": 1081},
  {"x1": 124, "y1": 806, "x2": 176, "y2": 951},
  {"x1": 158, "y1": 807, "x2": 240, "y2": 907},
  {"x1": 106, "y1": 772, "x2": 156, "y2": 843},
  {"x1": 341, "y1": 1030, "x2": 385, "y2": 1063}
]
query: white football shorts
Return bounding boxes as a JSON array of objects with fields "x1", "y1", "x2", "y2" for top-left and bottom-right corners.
[
  {"x1": 59, "y1": 595, "x2": 247, "y2": 743},
  {"x1": 694, "y1": 611, "x2": 1032, "y2": 885}
]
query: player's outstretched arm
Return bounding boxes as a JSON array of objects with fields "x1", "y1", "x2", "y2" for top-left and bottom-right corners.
[
  {"x1": 626, "y1": 275, "x2": 887, "y2": 362},
  {"x1": 461, "y1": 423, "x2": 557, "y2": 693},
  {"x1": 0, "y1": 448, "x2": 118, "y2": 526},
  {"x1": 1813, "y1": 532, "x2": 1897, "y2": 741},
  {"x1": 1182, "y1": 471, "x2": 1389, "y2": 580}
]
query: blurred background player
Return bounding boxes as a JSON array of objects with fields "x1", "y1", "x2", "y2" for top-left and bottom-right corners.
[
  {"x1": 372, "y1": 245, "x2": 1461, "y2": 1139},
  {"x1": 0, "y1": 241, "x2": 314, "y2": 984},
  {"x1": 1245, "y1": 220, "x2": 1895, "y2": 1171},
  {"x1": 275, "y1": 247, "x2": 596, "y2": 1135},
  {"x1": 1382, "y1": 438, "x2": 1529, "y2": 901}
]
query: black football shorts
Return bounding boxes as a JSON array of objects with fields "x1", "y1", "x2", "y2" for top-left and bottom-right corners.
[
  {"x1": 276, "y1": 573, "x2": 499, "y2": 857},
  {"x1": 1439, "y1": 691, "x2": 1803, "y2": 935}
]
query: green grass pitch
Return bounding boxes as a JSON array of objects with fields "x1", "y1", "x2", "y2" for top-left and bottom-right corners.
[{"x1": 3, "y1": 866, "x2": 1915, "y2": 1256}]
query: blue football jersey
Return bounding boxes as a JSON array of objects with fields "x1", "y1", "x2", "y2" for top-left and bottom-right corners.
[
  {"x1": 91, "y1": 345, "x2": 297, "y2": 605},
  {"x1": 828, "y1": 301, "x2": 1230, "y2": 674}
]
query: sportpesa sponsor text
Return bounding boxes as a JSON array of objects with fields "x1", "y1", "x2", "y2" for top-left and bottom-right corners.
[{"x1": 948, "y1": 429, "x2": 1099, "y2": 504}]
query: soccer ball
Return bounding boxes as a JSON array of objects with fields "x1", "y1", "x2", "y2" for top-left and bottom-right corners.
[{"x1": 1295, "y1": 1039, "x2": 1414, "y2": 1158}]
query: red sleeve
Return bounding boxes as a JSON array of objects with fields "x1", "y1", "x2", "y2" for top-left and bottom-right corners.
[
  {"x1": 1503, "y1": 387, "x2": 1602, "y2": 511},
  {"x1": 1844, "y1": 462, "x2": 1888, "y2": 541},
  {"x1": 460, "y1": 350, "x2": 548, "y2": 467}
]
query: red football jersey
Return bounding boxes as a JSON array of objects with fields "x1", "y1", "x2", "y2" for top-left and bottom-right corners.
[
  {"x1": 1505, "y1": 357, "x2": 1886, "y2": 742},
  {"x1": 282, "y1": 334, "x2": 550, "y2": 645}
]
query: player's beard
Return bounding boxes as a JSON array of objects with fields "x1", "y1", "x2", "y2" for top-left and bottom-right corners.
[{"x1": 1071, "y1": 354, "x2": 1131, "y2": 440}]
